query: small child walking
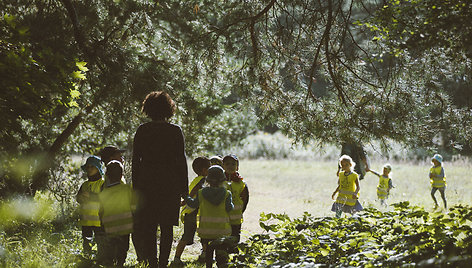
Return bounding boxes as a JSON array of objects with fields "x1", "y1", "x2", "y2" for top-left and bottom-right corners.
[
  {"x1": 331, "y1": 155, "x2": 363, "y2": 218},
  {"x1": 430, "y1": 154, "x2": 447, "y2": 210},
  {"x1": 76, "y1": 156, "x2": 105, "y2": 258},
  {"x1": 368, "y1": 164, "x2": 394, "y2": 206},
  {"x1": 185, "y1": 165, "x2": 234, "y2": 268},
  {"x1": 98, "y1": 160, "x2": 135, "y2": 267},
  {"x1": 222, "y1": 154, "x2": 249, "y2": 243},
  {"x1": 172, "y1": 156, "x2": 211, "y2": 266}
]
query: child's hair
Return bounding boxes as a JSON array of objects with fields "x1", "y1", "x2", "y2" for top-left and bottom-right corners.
[
  {"x1": 206, "y1": 165, "x2": 226, "y2": 186},
  {"x1": 106, "y1": 160, "x2": 123, "y2": 183},
  {"x1": 210, "y1": 155, "x2": 223, "y2": 166},
  {"x1": 223, "y1": 154, "x2": 239, "y2": 166},
  {"x1": 192, "y1": 156, "x2": 211, "y2": 175},
  {"x1": 339, "y1": 155, "x2": 356, "y2": 171}
]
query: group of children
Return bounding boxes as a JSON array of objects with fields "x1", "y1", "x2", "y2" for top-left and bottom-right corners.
[
  {"x1": 331, "y1": 153, "x2": 448, "y2": 218},
  {"x1": 77, "y1": 150, "x2": 249, "y2": 268}
]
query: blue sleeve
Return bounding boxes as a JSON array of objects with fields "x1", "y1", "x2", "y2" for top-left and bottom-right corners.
[
  {"x1": 185, "y1": 195, "x2": 200, "y2": 209},
  {"x1": 388, "y1": 179, "x2": 393, "y2": 188},
  {"x1": 225, "y1": 192, "x2": 234, "y2": 212}
]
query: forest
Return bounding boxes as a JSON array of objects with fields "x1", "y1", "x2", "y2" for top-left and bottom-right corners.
[{"x1": 1, "y1": 0, "x2": 472, "y2": 267}]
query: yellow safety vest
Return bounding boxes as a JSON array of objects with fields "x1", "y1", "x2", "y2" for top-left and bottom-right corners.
[
  {"x1": 79, "y1": 179, "x2": 105, "y2": 227},
  {"x1": 99, "y1": 183, "x2": 134, "y2": 236},
  {"x1": 180, "y1": 176, "x2": 205, "y2": 223},
  {"x1": 197, "y1": 189, "x2": 231, "y2": 240},
  {"x1": 377, "y1": 175, "x2": 390, "y2": 200},
  {"x1": 229, "y1": 180, "x2": 246, "y2": 225},
  {"x1": 430, "y1": 166, "x2": 446, "y2": 188},
  {"x1": 335, "y1": 171, "x2": 359, "y2": 206}
]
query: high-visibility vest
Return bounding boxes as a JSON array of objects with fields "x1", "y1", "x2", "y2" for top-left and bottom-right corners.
[
  {"x1": 229, "y1": 180, "x2": 246, "y2": 225},
  {"x1": 197, "y1": 189, "x2": 231, "y2": 239},
  {"x1": 335, "y1": 171, "x2": 359, "y2": 206},
  {"x1": 99, "y1": 183, "x2": 134, "y2": 236},
  {"x1": 79, "y1": 179, "x2": 105, "y2": 227},
  {"x1": 180, "y1": 176, "x2": 205, "y2": 223},
  {"x1": 377, "y1": 175, "x2": 390, "y2": 200},
  {"x1": 430, "y1": 166, "x2": 446, "y2": 188}
]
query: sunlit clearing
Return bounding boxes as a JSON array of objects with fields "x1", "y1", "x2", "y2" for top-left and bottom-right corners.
[{"x1": 0, "y1": 194, "x2": 56, "y2": 228}]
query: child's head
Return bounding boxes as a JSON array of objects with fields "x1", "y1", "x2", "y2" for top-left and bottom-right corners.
[
  {"x1": 432, "y1": 154, "x2": 443, "y2": 166},
  {"x1": 223, "y1": 154, "x2": 239, "y2": 174},
  {"x1": 210, "y1": 155, "x2": 223, "y2": 167},
  {"x1": 339, "y1": 155, "x2": 355, "y2": 172},
  {"x1": 192, "y1": 156, "x2": 211, "y2": 176},
  {"x1": 383, "y1": 164, "x2": 392, "y2": 176},
  {"x1": 81, "y1": 156, "x2": 104, "y2": 177},
  {"x1": 99, "y1": 146, "x2": 125, "y2": 165},
  {"x1": 205, "y1": 165, "x2": 226, "y2": 187},
  {"x1": 105, "y1": 160, "x2": 123, "y2": 184}
]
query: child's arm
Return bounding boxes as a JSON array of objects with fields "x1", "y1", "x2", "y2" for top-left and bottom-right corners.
[
  {"x1": 184, "y1": 194, "x2": 200, "y2": 209},
  {"x1": 76, "y1": 185, "x2": 88, "y2": 204},
  {"x1": 332, "y1": 180, "x2": 340, "y2": 200},
  {"x1": 353, "y1": 178, "x2": 360, "y2": 199},
  {"x1": 368, "y1": 169, "x2": 380, "y2": 177},
  {"x1": 388, "y1": 179, "x2": 394, "y2": 190},
  {"x1": 241, "y1": 183, "x2": 249, "y2": 213},
  {"x1": 226, "y1": 191, "x2": 234, "y2": 212}
]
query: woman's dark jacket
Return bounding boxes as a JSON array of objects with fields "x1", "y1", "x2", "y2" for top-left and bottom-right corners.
[{"x1": 132, "y1": 121, "x2": 188, "y2": 225}]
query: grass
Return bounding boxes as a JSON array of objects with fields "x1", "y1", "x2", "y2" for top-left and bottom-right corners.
[
  {"x1": 177, "y1": 158, "x2": 472, "y2": 265},
  {"x1": 2, "y1": 159, "x2": 471, "y2": 267}
]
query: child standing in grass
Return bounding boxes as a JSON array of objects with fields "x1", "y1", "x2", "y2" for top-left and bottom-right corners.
[
  {"x1": 331, "y1": 155, "x2": 363, "y2": 218},
  {"x1": 185, "y1": 165, "x2": 234, "y2": 268},
  {"x1": 368, "y1": 164, "x2": 394, "y2": 206},
  {"x1": 223, "y1": 154, "x2": 249, "y2": 243},
  {"x1": 172, "y1": 156, "x2": 211, "y2": 266},
  {"x1": 76, "y1": 156, "x2": 105, "y2": 258},
  {"x1": 430, "y1": 154, "x2": 447, "y2": 210},
  {"x1": 98, "y1": 160, "x2": 134, "y2": 267}
]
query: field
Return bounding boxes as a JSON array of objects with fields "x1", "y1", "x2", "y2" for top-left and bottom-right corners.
[{"x1": 175, "y1": 158, "x2": 472, "y2": 264}]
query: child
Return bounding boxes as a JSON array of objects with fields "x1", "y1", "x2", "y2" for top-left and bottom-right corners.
[
  {"x1": 173, "y1": 156, "x2": 211, "y2": 266},
  {"x1": 99, "y1": 145, "x2": 126, "y2": 185},
  {"x1": 185, "y1": 165, "x2": 234, "y2": 268},
  {"x1": 331, "y1": 155, "x2": 363, "y2": 218},
  {"x1": 368, "y1": 164, "x2": 394, "y2": 206},
  {"x1": 222, "y1": 154, "x2": 249, "y2": 243},
  {"x1": 210, "y1": 155, "x2": 223, "y2": 167},
  {"x1": 430, "y1": 154, "x2": 447, "y2": 210},
  {"x1": 76, "y1": 155, "x2": 105, "y2": 258},
  {"x1": 98, "y1": 160, "x2": 134, "y2": 267}
]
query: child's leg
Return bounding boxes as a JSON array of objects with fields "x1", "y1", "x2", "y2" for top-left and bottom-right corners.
[
  {"x1": 203, "y1": 239, "x2": 214, "y2": 268},
  {"x1": 335, "y1": 209, "x2": 342, "y2": 218},
  {"x1": 81, "y1": 226, "x2": 93, "y2": 255},
  {"x1": 230, "y1": 224, "x2": 242, "y2": 243},
  {"x1": 439, "y1": 187, "x2": 447, "y2": 209},
  {"x1": 115, "y1": 234, "x2": 130, "y2": 267},
  {"x1": 431, "y1": 188, "x2": 439, "y2": 207},
  {"x1": 174, "y1": 239, "x2": 187, "y2": 261}
]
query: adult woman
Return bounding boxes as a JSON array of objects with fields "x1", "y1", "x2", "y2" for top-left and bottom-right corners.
[{"x1": 132, "y1": 91, "x2": 188, "y2": 268}]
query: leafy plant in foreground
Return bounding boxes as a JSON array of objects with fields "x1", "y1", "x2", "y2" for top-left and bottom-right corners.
[{"x1": 232, "y1": 202, "x2": 472, "y2": 267}]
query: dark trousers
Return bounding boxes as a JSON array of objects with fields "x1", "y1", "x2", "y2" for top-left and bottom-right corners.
[
  {"x1": 81, "y1": 226, "x2": 105, "y2": 258},
  {"x1": 231, "y1": 224, "x2": 242, "y2": 243},
  {"x1": 102, "y1": 234, "x2": 130, "y2": 267},
  {"x1": 132, "y1": 218, "x2": 173, "y2": 268},
  {"x1": 201, "y1": 239, "x2": 230, "y2": 268}
]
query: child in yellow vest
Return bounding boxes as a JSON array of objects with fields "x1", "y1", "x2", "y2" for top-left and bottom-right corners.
[
  {"x1": 76, "y1": 155, "x2": 105, "y2": 258},
  {"x1": 98, "y1": 160, "x2": 135, "y2": 266},
  {"x1": 368, "y1": 164, "x2": 394, "y2": 206},
  {"x1": 430, "y1": 154, "x2": 447, "y2": 210},
  {"x1": 331, "y1": 155, "x2": 363, "y2": 218},
  {"x1": 185, "y1": 165, "x2": 234, "y2": 268},
  {"x1": 172, "y1": 156, "x2": 211, "y2": 266},
  {"x1": 222, "y1": 154, "x2": 248, "y2": 243}
]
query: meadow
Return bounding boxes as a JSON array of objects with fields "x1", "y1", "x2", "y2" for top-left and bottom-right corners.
[
  {"x1": 2, "y1": 158, "x2": 471, "y2": 267},
  {"x1": 175, "y1": 158, "x2": 472, "y2": 265}
]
